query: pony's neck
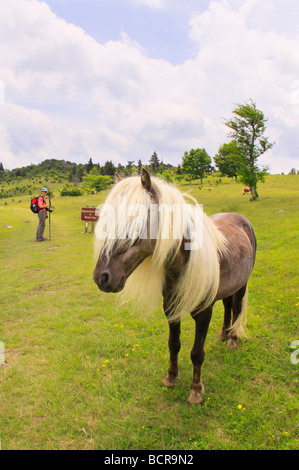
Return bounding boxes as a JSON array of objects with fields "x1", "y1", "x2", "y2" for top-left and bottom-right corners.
[{"x1": 164, "y1": 241, "x2": 190, "y2": 276}]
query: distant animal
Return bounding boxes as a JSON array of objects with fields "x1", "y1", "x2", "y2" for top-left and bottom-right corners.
[
  {"x1": 243, "y1": 187, "x2": 251, "y2": 195},
  {"x1": 93, "y1": 169, "x2": 257, "y2": 404}
]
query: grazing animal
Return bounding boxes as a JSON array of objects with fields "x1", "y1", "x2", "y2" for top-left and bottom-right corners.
[
  {"x1": 93, "y1": 169, "x2": 256, "y2": 404},
  {"x1": 243, "y1": 187, "x2": 251, "y2": 195}
]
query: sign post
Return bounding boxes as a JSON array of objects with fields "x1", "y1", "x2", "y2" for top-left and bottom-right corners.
[{"x1": 81, "y1": 205, "x2": 99, "y2": 233}]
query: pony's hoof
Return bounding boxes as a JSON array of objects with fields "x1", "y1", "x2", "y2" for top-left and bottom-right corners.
[
  {"x1": 187, "y1": 390, "x2": 204, "y2": 405},
  {"x1": 227, "y1": 338, "x2": 238, "y2": 350},
  {"x1": 162, "y1": 376, "x2": 176, "y2": 387},
  {"x1": 219, "y1": 329, "x2": 228, "y2": 341}
]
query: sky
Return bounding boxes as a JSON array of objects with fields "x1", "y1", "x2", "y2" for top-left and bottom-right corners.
[{"x1": 1, "y1": 0, "x2": 299, "y2": 173}]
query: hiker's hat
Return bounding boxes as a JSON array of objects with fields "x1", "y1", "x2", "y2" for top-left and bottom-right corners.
[{"x1": 41, "y1": 187, "x2": 48, "y2": 192}]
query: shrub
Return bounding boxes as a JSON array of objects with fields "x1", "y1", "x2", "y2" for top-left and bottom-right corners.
[
  {"x1": 60, "y1": 186, "x2": 83, "y2": 196},
  {"x1": 83, "y1": 173, "x2": 112, "y2": 192}
]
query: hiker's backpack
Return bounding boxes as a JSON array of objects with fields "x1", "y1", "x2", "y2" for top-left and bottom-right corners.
[{"x1": 30, "y1": 196, "x2": 40, "y2": 213}]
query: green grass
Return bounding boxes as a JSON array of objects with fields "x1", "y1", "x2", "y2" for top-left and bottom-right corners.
[{"x1": 0, "y1": 175, "x2": 298, "y2": 450}]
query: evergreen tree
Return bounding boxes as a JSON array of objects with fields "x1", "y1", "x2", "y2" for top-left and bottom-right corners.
[
  {"x1": 126, "y1": 161, "x2": 135, "y2": 176},
  {"x1": 149, "y1": 151, "x2": 160, "y2": 174},
  {"x1": 102, "y1": 161, "x2": 115, "y2": 176},
  {"x1": 86, "y1": 157, "x2": 94, "y2": 173}
]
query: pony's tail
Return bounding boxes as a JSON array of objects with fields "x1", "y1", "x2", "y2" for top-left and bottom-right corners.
[{"x1": 229, "y1": 285, "x2": 248, "y2": 339}]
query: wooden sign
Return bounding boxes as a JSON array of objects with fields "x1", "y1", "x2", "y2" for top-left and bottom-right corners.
[{"x1": 81, "y1": 207, "x2": 99, "y2": 222}]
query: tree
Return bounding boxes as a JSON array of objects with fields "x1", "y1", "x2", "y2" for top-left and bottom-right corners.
[
  {"x1": 83, "y1": 168, "x2": 112, "y2": 192},
  {"x1": 126, "y1": 161, "x2": 135, "y2": 176},
  {"x1": 149, "y1": 151, "x2": 160, "y2": 174},
  {"x1": 86, "y1": 157, "x2": 94, "y2": 173},
  {"x1": 68, "y1": 165, "x2": 85, "y2": 185},
  {"x1": 102, "y1": 161, "x2": 115, "y2": 176},
  {"x1": 116, "y1": 163, "x2": 125, "y2": 175},
  {"x1": 224, "y1": 100, "x2": 274, "y2": 200},
  {"x1": 0, "y1": 162, "x2": 4, "y2": 181},
  {"x1": 137, "y1": 159, "x2": 142, "y2": 174},
  {"x1": 181, "y1": 148, "x2": 212, "y2": 184},
  {"x1": 214, "y1": 141, "x2": 243, "y2": 182}
]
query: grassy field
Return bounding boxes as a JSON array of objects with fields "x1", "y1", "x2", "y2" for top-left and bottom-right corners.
[{"x1": 0, "y1": 174, "x2": 298, "y2": 450}]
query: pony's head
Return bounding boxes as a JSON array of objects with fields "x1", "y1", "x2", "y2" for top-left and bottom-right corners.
[
  {"x1": 93, "y1": 169, "x2": 158, "y2": 293},
  {"x1": 93, "y1": 168, "x2": 189, "y2": 291},
  {"x1": 93, "y1": 169, "x2": 227, "y2": 321}
]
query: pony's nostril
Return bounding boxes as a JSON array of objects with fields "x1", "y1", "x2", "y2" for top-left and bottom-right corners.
[{"x1": 100, "y1": 272, "x2": 109, "y2": 287}]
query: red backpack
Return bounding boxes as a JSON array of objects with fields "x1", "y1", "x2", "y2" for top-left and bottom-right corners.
[{"x1": 30, "y1": 196, "x2": 40, "y2": 213}]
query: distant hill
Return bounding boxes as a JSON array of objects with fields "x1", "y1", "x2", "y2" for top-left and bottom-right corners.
[
  {"x1": 0, "y1": 156, "x2": 175, "y2": 181},
  {"x1": 1, "y1": 158, "x2": 90, "y2": 179},
  {"x1": 0, "y1": 157, "x2": 175, "y2": 199}
]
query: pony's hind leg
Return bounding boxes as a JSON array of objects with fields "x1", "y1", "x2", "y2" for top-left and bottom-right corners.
[
  {"x1": 220, "y1": 296, "x2": 232, "y2": 341},
  {"x1": 162, "y1": 321, "x2": 181, "y2": 387},
  {"x1": 187, "y1": 305, "x2": 213, "y2": 405},
  {"x1": 227, "y1": 284, "x2": 248, "y2": 350}
]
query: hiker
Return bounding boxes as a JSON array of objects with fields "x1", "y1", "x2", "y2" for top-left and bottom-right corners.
[{"x1": 36, "y1": 187, "x2": 50, "y2": 241}]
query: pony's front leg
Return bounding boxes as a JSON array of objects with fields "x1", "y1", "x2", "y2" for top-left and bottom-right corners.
[
  {"x1": 162, "y1": 321, "x2": 181, "y2": 387},
  {"x1": 220, "y1": 296, "x2": 232, "y2": 341},
  {"x1": 188, "y1": 306, "x2": 213, "y2": 405}
]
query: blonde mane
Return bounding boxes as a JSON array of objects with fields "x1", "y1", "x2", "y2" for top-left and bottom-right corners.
[{"x1": 95, "y1": 175, "x2": 227, "y2": 322}]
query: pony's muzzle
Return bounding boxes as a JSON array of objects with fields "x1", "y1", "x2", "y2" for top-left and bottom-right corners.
[
  {"x1": 93, "y1": 268, "x2": 111, "y2": 292},
  {"x1": 93, "y1": 267, "x2": 125, "y2": 293},
  {"x1": 100, "y1": 272, "x2": 110, "y2": 288}
]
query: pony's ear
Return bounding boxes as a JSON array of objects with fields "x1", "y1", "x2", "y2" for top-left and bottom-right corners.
[
  {"x1": 141, "y1": 168, "x2": 151, "y2": 192},
  {"x1": 115, "y1": 172, "x2": 123, "y2": 182}
]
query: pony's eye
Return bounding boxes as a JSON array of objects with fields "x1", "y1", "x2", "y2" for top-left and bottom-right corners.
[{"x1": 114, "y1": 238, "x2": 140, "y2": 255}]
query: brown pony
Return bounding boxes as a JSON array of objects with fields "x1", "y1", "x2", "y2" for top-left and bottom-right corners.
[{"x1": 93, "y1": 169, "x2": 256, "y2": 404}]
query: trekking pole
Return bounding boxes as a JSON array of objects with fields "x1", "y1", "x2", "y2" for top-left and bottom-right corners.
[{"x1": 49, "y1": 196, "x2": 51, "y2": 241}]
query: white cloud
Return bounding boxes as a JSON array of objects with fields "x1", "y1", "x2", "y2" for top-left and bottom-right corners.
[
  {"x1": 1, "y1": 0, "x2": 299, "y2": 173},
  {"x1": 188, "y1": 0, "x2": 299, "y2": 172},
  {"x1": 130, "y1": 0, "x2": 165, "y2": 9}
]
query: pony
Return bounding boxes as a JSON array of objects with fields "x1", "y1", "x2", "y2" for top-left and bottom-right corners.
[
  {"x1": 93, "y1": 169, "x2": 256, "y2": 404},
  {"x1": 243, "y1": 187, "x2": 251, "y2": 195}
]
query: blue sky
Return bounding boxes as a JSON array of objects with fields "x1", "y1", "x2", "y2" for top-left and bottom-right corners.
[
  {"x1": 1, "y1": 0, "x2": 299, "y2": 173},
  {"x1": 42, "y1": 0, "x2": 208, "y2": 64}
]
